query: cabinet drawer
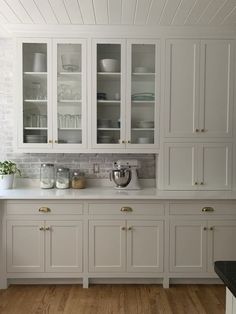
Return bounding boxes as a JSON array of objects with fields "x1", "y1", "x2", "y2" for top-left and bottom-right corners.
[
  {"x1": 88, "y1": 203, "x2": 164, "y2": 216},
  {"x1": 170, "y1": 202, "x2": 236, "y2": 215},
  {"x1": 6, "y1": 201, "x2": 83, "y2": 215}
]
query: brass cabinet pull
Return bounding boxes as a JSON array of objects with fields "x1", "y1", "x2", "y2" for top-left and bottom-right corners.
[
  {"x1": 209, "y1": 226, "x2": 214, "y2": 231},
  {"x1": 38, "y1": 207, "x2": 51, "y2": 213},
  {"x1": 201, "y1": 129, "x2": 205, "y2": 132},
  {"x1": 127, "y1": 140, "x2": 131, "y2": 144},
  {"x1": 194, "y1": 182, "x2": 198, "y2": 185},
  {"x1": 45, "y1": 226, "x2": 50, "y2": 231},
  {"x1": 120, "y1": 207, "x2": 133, "y2": 212},
  {"x1": 48, "y1": 140, "x2": 53, "y2": 143},
  {"x1": 128, "y1": 226, "x2": 133, "y2": 231},
  {"x1": 195, "y1": 129, "x2": 199, "y2": 132},
  {"x1": 54, "y1": 140, "x2": 58, "y2": 143},
  {"x1": 200, "y1": 182, "x2": 204, "y2": 185},
  {"x1": 39, "y1": 227, "x2": 45, "y2": 231},
  {"x1": 121, "y1": 226, "x2": 126, "y2": 231},
  {"x1": 203, "y1": 227, "x2": 208, "y2": 231},
  {"x1": 202, "y1": 207, "x2": 214, "y2": 212}
]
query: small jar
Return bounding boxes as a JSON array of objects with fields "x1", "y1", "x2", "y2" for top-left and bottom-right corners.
[
  {"x1": 56, "y1": 167, "x2": 70, "y2": 189},
  {"x1": 40, "y1": 164, "x2": 54, "y2": 189},
  {"x1": 71, "y1": 171, "x2": 86, "y2": 189}
]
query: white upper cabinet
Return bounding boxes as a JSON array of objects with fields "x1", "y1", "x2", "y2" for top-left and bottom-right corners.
[
  {"x1": 165, "y1": 39, "x2": 234, "y2": 138},
  {"x1": 17, "y1": 38, "x2": 52, "y2": 149},
  {"x1": 164, "y1": 142, "x2": 232, "y2": 190},
  {"x1": 17, "y1": 38, "x2": 87, "y2": 151},
  {"x1": 92, "y1": 39, "x2": 159, "y2": 150},
  {"x1": 52, "y1": 39, "x2": 87, "y2": 149}
]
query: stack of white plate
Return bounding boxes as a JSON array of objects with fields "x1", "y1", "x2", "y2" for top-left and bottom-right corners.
[{"x1": 25, "y1": 135, "x2": 47, "y2": 143}]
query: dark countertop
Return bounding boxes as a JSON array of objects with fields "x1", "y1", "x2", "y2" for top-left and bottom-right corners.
[{"x1": 215, "y1": 261, "x2": 236, "y2": 297}]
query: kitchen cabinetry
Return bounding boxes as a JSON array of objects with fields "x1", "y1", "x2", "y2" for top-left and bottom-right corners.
[
  {"x1": 6, "y1": 201, "x2": 83, "y2": 274},
  {"x1": 7, "y1": 220, "x2": 83, "y2": 273},
  {"x1": 170, "y1": 203, "x2": 236, "y2": 275},
  {"x1": 89, "y1": 219, "x2": 163, "y2": 273},
  {"x1": 17, "y1": 38, "x2": 87, "y2": 150},
  {"x1": 92, "y1": 39, "x2": 159, "y2": 149},
  {"x1": 164, "y1": 143, "x2": 232, "y2": 190},
  {"x1": 165, "y1": 39, "x2": 233, "y2": 138},
  {"x1": 88, "y1": 202, "x2": 164, "y2": 274}
]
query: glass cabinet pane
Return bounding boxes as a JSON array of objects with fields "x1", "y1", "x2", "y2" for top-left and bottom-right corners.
[
  {"x1": 96, "y1": 44, "x2": 121, "y2": 144},
  {"x1": 130, "y1": 44, "x2": 156, "y2": 145},
  {"x1": 22, "y1": 43, "x2": 48, "y2": 144},
  {"x1": 56, "y1": 43, "x2": 82, "y2": 145}
]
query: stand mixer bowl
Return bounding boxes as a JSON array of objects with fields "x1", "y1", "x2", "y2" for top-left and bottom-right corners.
[{"x1": 110, "y1": 169, "x2": 131, "y2": 188}]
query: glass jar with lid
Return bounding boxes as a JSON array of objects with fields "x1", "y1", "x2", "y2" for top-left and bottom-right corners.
[
  {"x1": 71, "y1": 171, "x2": 86, "y2": 189},
  {"x1": 56, "y1": 167, "x2": 70, "y2": 189},
  {"x1": 40, "y1": 164, "x2": 54, "y2": 189}
]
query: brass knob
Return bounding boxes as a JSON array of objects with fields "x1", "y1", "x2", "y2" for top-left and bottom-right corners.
[
  {"x1": 194, "y1": 182, "x2": 198, "y2": 185},
  {"x1": 200, "y1": 182, "x2": 204, "y2": 185},
  {"x1": 48, "y1": 140, "x2": 52, "y2": 143},
  {"x1": 120, "y1": 207, "x2": 133, "y2": 212},
  {"x1": 209, "y1": 226, "x2": 214, "y2": 231},
  {"x1": 128, "y1": 226, "x2": 133, "y2": 231},
  {"x1": 202, "y1": 207, "x2": 214, "y2": 212},
  {"x1": 38, "y1": 207, "x2": 51, "y2": 213},
  {"x1": 39, "y1": 227, "x2": 45, "y2": 231},
  {"x1": 127, "y1": 140, "x2": 131, "y2": 144},
  {"x1": 119, "y1": 139, "x2": 125, "y2": 144},
  {"x1": 45, "y1": 227, "x2": 50, "y2": 231},
  {"x1": 54, "y1": 140, "x2": 58, "y2": 143},
  {"x1": 195, "y1": 129, "x2": 199, "y2": 132},
  {"x1": 201, "y1": 129, "x2": 205, "y2": 132},
  {"x1": 203, "y1": 227, "x2": 208, "y2": 231},
  {"x1": 121, "y1": 226, "x2": 126, "y2": 231}
]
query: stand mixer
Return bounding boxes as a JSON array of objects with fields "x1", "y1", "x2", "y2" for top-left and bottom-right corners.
[{"x1": 110, "y1": 159, "x2": 141, "y2": 190}]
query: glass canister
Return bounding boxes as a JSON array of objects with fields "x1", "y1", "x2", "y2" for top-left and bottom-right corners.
[
  {"x1": 56, "y1": 167, "x2": 70, "y2": 189},
  {"x1": 71, "y1": 171, "x2": 86, "y2": 189},
  {"x1": 40, "y1": 164, "x2": 54, "y2": 189}
]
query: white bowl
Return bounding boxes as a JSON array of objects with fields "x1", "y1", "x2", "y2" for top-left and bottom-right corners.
[
  {"x1": 137, "y1": 137, "x2": 151, "y2": 144},
  {"x1": 134, "y1": 66, "x2": 148, "y2": 73},
  {"x1": 100, "y1": 59, "x2": 119, "y2": 72},
  {"x1": 137, "y1": 121, "x2": 154, "y2": 128}
]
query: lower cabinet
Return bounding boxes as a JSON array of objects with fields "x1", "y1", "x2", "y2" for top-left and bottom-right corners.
[
  {"x1": 7, "y1": 220, "x2": 83, "y2": 273},
  {"x1": 170, "y1": 219, "x2": 236, "y2": 274},
  {"x1": 89, "y1": 220, "x2": 164, "y2": 273}
]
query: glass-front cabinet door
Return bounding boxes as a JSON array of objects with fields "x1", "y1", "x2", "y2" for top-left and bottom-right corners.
[
  {"x1": 53, "y1": 39, "x2": 86, "y2": 148},
  {"x1": 126, "y1": 40, "x2": 159, "y2": 148},
  {"x1": 19, "y1": 39, "x2": 51, "y2": 148},
  {"x1": 92, "y1": 39, "x2": 126, "y2": 148}
]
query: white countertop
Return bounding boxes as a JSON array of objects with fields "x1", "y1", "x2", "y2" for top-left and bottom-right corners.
[{"x1": 1, "y1": 187, "x2": 236, "y2": 200}]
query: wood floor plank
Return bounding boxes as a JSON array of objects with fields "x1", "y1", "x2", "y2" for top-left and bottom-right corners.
[{"x1": 0, "y1": 284, "x2": 225, "y2": 314}]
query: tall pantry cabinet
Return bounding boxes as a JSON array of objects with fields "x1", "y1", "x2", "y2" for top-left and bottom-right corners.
[{"x1": 162, "y1": 39, "x2": 234, "y2": 190}]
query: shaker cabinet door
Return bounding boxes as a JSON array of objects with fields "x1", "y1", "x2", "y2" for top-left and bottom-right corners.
[
  {"x1": 163, "y1": 143, "x2": 198, "y2": 190},
  {"x1": 126, "y1": 220, "x2": 164, "y2": 273},
  {"x1": 170, "y1": 220, "x2": 207, "y2": 273},
  {"x1": 199, "y1": 40, "x2": 233, "y2": 137},
  {"x1": 89, "y1": 220, "x2": 126, "y2": 272},
  {"x1": 165, "y1": 40, "x2": 200, "y2": 137},
  {"x1": 7, "y1": 220, "x2": 44, "y2": 273},
  {"x1": 45, "y1": 221, "x2": 83, "y2": 273}
]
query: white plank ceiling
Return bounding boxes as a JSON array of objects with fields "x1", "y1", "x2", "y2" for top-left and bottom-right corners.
[{"x1": 1, "y1": 0, "x2": 236, "y2": 28}]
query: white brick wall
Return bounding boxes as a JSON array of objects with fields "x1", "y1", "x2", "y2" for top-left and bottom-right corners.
[{"x1": 0, "y1": 39, "x2": 156, "y2": 179}]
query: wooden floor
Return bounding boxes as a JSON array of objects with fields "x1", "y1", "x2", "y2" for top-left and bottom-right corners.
[{"x1": 0, "y1": 284, "x2": 225, "y2": 314}]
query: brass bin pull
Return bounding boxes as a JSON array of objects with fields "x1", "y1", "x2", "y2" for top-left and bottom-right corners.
[
  {"x1": 120, "y1": 207, "x2": 133, "y2": 212},
  {"x1": 202, "y1": 207, "x2": 214, "y2": 212},
  {"x1": 38, "y1": 207, "x2": 51, "y2": 213}
]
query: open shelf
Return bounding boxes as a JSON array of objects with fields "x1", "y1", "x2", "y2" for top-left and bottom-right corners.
[
  {"x1": 97, "y1": 100, "x2": 120, "y2": 105},
  {"x1": 97, "y1": 72, "x2": 121, "y2": 80}
]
